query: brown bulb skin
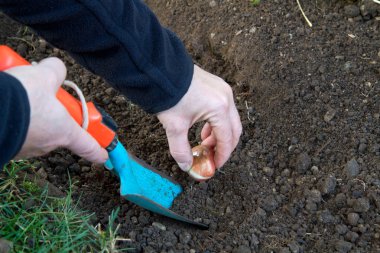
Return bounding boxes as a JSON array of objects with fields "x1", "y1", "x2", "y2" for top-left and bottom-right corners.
[{"x1": 188, "y1": 145, "x2": 216, "y2": 181}]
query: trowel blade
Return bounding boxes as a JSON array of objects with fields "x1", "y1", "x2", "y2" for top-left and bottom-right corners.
[
  {"x1": 124, "y1": 194, "x2": 208, "y2": 229},
  {"x1": 106, "y1": 140, "x2": 208, "y2": 228}
]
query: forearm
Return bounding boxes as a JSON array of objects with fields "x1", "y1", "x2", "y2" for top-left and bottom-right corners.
[
  {"x1": 0, "y1": 72, "x2": 30, "y2": 168},
  {"x1": 0, "y1": 0, "x2": 193, "y2": 113}
]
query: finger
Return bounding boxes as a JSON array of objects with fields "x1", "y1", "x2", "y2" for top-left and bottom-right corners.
[
  {"x1": 209, "y1": 118, "x2": 234, "y2": 169},
  {"x1": 230, "y1": 106, "x2": 242, "y2": 148},
  {"x1": 201, "y1": 122, "x2": 217, "y2": 147},
  {"x1": 36, "y1": 57, "x2": 67, "y2": 92},
  {"x1": 201, "y1": 122, "x2": 212, "y2": 141},
  {"x1": 165, "y1": 125, "x2": 193, "y2": 172},
  {"x1": 201, "y1": 133, "x2": 217, "y2": 148},
  {"x1": 63, "y1": 114, "x2": 108, "y2": 164}
]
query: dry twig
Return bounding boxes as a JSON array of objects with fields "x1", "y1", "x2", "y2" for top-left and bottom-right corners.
[{"x1": 296, "y1": 0, "x2": 313, "y2": 27}]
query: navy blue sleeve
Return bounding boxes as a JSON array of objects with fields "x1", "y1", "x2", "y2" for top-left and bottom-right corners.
[
  {"x1": 0, "y1": 0, "x2": 194, "y2": 113},
  {"x1": 0, "y1": 72, "x2": 30, "y2": 168}
]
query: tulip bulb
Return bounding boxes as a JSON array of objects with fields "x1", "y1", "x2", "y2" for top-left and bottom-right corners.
[{"x1": 188, "y1": 145, "x2": 216, "y2": 181}]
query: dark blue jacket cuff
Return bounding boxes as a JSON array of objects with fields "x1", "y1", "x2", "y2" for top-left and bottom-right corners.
[{"x1": 0, "y1": 72, "x2": 30, "y2": 168}]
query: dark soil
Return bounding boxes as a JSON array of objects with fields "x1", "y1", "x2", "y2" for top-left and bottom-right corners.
[{"x1": 1, "y1": 0, "x2": 380, "y2": 252}]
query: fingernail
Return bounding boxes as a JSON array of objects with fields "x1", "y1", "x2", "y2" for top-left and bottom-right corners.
[
  {"x1": 104, "y1": 159, "x2": 113, "y2": 171},
  {"x1": 101, "y1": 150, "x2": 109, "y2": 163},
  {"x1": 178, "y1": 162, "x2": 192, "y2": 172}
]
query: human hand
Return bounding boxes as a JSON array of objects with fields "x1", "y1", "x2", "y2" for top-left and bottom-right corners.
[
  {"x1": 5, "y1": 57, "x2": 108, "y2": 163},
  {"x1": 157, "y1": 65, "x2": 242, "y2": 172}
]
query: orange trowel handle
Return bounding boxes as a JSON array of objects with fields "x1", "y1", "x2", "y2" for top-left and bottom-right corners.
[{"x1": 0, "y1": 45, "x2": 116, "y2": 149}]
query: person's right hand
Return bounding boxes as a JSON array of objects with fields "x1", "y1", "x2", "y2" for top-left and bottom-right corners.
[{"x1": 5, "y1": 57, "x2": 108, "y2": 164}]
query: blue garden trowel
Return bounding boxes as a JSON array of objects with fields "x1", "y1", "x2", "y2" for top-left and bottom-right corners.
[{"x1": 0, "y1": 45, "x2": 208, "y2": 229}]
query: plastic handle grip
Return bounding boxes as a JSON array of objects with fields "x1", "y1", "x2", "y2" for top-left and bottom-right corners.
[{"x1": 0, "y1": 45, "x2": 116, "y2": 148}]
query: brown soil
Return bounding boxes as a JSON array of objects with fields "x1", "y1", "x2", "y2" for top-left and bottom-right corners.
[{"x1": 1, "y1": 0, "x2": 380, "y2": 252}]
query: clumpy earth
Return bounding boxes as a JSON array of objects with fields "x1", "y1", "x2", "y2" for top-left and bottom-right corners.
[{"x1": 1, "y1": 0, "x2": 380, "y2": 252}]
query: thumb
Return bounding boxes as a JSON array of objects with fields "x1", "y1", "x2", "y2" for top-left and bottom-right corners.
[
  {"x1": 63, "y1": 113, "x2": 108, "y2": 164},
  {"x1": 36, "y1": 57, "x2": 67, "y2": 93},
  {"x1": 165, "y1": 127, "x2": 193, "y2": 172}
]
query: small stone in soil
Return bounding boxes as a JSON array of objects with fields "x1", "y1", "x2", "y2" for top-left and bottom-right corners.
[
  {"x1": 335, "y1": 193, "x2": 347, "y2": 208},
  {"x1": 307, "y1": 189, "x2": 322, "y2": 203},
  {"x1": 345, "y1": 231, "x2": 359, "y2": 243},
  {"x1": 232, "y1": 245, "x2": 251, "y2": 253},
  {"x1": 279, "y1": 248, "x2": 291, "y2": 253},
  {"x1": 256, "y1": 207, "x2": 267, "y2": 217},
  {"x1": 105, "y1": 87, "x2": 115, "y2": 95},
  {"x1": 347, "y1": 212, "x2": 359, "y2": 226},
  {"x1": 324, "y1": 108, "x2": 337, "y2": 122},
  {"x1": 320, "y1": 175, "x2": 337, "y2": 195},
  {"x1": 114, "y1": 96, "x2": 126, "y2": 105},
  {"x1": 131, "y1": 216, "x2": 138, "y2": 224},
  {"x1": 335, "y1": 224, "x2": 348, "y2": 235},
  {"x1": 344, "y1": 5, "x2": 361, "y2": 18},
  {"x1": 318, "y1": 210, "x2": 336, "y2": 224},
  {"x1": 36, "y1": 168, "x2": 48, "y2": 179},
  {"x1": 311, "y1": 166, "x2": 319, "y2": 175},
  {"x1": 287, "y1": 241, "x2": 301, "y2": 253},
  {"x1": 38, "y1": 39, "x2": 47, "y2": 50},
  {"x1": 250, "y1": 233, "x2": 259, "y2": 246},
  {"x1": 209, "y1": 0, "x2": 217, "y2": 7},
  {"x1": 81, "y1": 166, "x2": 91, "y2": 173},
  {"x1": 352, "y1": 198, "x2": 370, "y2": 213},
  {"x1": 261, "y1": 195, "x2": 279, "y2": 212},
  {"x1": 296, "y1": 153, "x2": 311, "y2": 173},
  {"x1": 358, "y1": 143, "x2": 367, "y2": 153},
  {"x1": 281, "y1": 169, "x2": 291, "y2": 177},
  {"x1": 263, "y1": 167, "x2": 274, "y2": 177},
  {"x1": 152, "y1": 222, "x2": 166, "y2": 231},
  {"x1": 360, "y1": 0, "x2": 379, "y2": 18},
  {"x1": 206, "y1": 197, "x2": 213, "y2": 206},
  {"x1": 358, "y1": 224, "x2": 367, "y2": 233},
  {"x1": 343, "y1": 61, "x2": 354, "y2": 72},
  {"x1": 305, "y1": 202, "x2": 317, "y2": 212},
  {"x1": 345, "y1": 159, "x2": 360, "y2": 177},
  {"x1": 334, "y1": 240, "x2": 353, "y2": 253},
  {"x1": 179, "y1": 232, "x2": 191, "y2": 244}
]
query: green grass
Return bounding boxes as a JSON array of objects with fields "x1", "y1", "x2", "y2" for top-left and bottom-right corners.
[
  {"x1": 0, "y1": 161, "x2": 132, "y2": 252},
  {"x1": 250, "y1": 0, "x2": 260, "y2": 5}
]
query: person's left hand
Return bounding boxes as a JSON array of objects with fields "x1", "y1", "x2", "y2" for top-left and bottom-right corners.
[
  {"x1": 6, "y1": 57, "x2": 108, "y2": 163},
  {"x1": 157, "y1": 65, "x2": 242, "y2": 172}
]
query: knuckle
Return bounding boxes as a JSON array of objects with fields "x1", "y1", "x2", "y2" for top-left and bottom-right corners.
[
  {"x1": 214, "y1": 99, "x2": 229, "y2": 114},
  {"x1": 213, "y1": 89, "x2": 234, "y2": 114},
  {"x1": 212, "y1": 93, "x2": 229, "y2": 110},
  {"x1": 81, "y1": 146, "x2": 98, "y2": 159},
  {"x1": 44, "y1": 70, "x2": 60, "y2": 87}
]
